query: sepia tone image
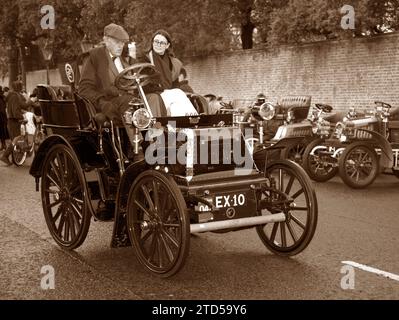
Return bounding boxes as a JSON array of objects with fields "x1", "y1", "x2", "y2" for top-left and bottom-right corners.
[{"x1": 0, "y1": 0, "x2": 398, "y2": 302}]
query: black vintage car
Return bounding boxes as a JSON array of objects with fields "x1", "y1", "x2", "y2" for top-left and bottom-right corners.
[
  {"x1": 29, "y1": 63, "x2": 318, "y2": 277},
  {"x1": 303, "y1": 102, "x2": 399, "y2": 188}
]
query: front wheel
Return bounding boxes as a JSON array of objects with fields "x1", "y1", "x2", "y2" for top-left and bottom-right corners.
[
  {"x1": 302, "y1": 139, "x2": 338, "y2": 182},
  {"x1": 11, "y1": 136, "x2": 28, "y2": 166},
  {"x1": 126, "y1": 170, "x2": 190, "y2": 277},
  {"x1": 338, "y1": 142, "x2": 379, "y2": 189},
  {"x1": 256, "y1": 160, "x2": 318, "y2": 256}
]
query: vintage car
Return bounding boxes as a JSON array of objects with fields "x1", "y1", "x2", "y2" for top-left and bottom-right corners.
[
  {"x1": 303, "y1": 101, "x2": 399, "y2": 188},
  {"x1": 29, "y1": 63, "x2": 318, "y2": 277},
  {"x1": 231, "y1": 95, "x2": 324, "y2": 165}
]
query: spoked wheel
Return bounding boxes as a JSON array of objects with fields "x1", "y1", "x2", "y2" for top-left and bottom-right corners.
[
  {"x1": 338, "y1": 142, "x2": 379, "y2": 189},
  {"x1": 256, "y1": 160, "x2": 318, "y2": 256},
  {"x1": 41, "y1": 144, "x2": 91, "y2": 249},
  {"x1": 282, "y1": 141, "x2": 306, "y2": 164},
  {"x1": 127, "y1": 170, "x2": 190, "y2": 277},
  {"x1": 303, "y1": 139, "x2": 338, "y2": 182},
  {"x1": 11, "y1": 136, "x2": 28, "y2": 166}
]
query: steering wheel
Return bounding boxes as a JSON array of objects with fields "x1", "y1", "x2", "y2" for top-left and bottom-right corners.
[
  {"x1": 114, "y1": 63, "x2": 158, "y2": 91},
  {"x1": 374, "y1": 101, "x2": 392, "y2": 109},
  {"x1": 315, "y1": 103, "x2": 333, "y2": 113}
]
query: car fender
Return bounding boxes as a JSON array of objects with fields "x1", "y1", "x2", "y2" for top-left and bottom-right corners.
[
  {"x1": 356, "y1": 129, "x2": 393, "y2": 169},
  {"x1": 111, "y1": 160, "x2": 148, "y2": 248},
  {"x1": 29, "y1": 134, "x2": 73, "y2": 179}
]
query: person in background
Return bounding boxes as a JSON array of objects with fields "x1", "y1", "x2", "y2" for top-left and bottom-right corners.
[
  {"x1": 254, "y1": 93, "x2": 266, "y2": 106},
  {"x1": 0, "y1": 81, "x2": 27, "y2": 165},
  {"x1": 0, "y1": 87, "x2": 9, "y2": 151}
]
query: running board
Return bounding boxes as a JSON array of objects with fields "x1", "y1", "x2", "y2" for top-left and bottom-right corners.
[{"x1": 190, "y1": 213, "x2": 286, "y2": 233}]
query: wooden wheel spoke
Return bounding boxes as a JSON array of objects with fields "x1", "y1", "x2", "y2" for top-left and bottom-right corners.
[
  {"x1": 55, "y1": 154, "x2": 66, "y2": 185},
  {"x1": 148, "y1": 231, "x2": 158, "y2": 263},
  {"x1": 286, "y1": 220, "x2": 299, "y2": 243},
  {"x1": 291, "y1": 188, "x2": 304, "y2": 200},
  {"x1": 64, "y1": 210, "x2": 70, "y2": 242},
  {"x1": 140, "y1": 229, "x2": 153, "y2": 245},
  {"x1": 161, "y1": 229, "x2": 179, "y2": 248},
  {"x1": 48, "y1": 198, "x2": 62, "y2": 209},
  {"x1": 57, "y1": 212, "x2": 66, "y2": 237},
  {"x1": 159, "y1": 232, "x2": 175, "y2": 264},
  {"x1": 152, "y1": 180, "x2": 160, "y2": 211},
  {"x1": 280, "y1": 222, "x2": 287, "y2": 247},
  {"x1": 141, "y1": 185, "x2": 155, "y2": 211},
  {"x1": 270, "y1": 223, "x2": 279, "y2": 244},
  {"x1": 68, "y1": 211, "x2": 76, "y2": 240},
  {"x1": 278, "y1": 169, "x2": 284, "y2": 192},
  {"x1": 49, "y1": 161, "x2": 63, "y2": 187},
  {"x1": 46, "y1": 173, "x2": 62, "y2": 190},
  {"x1": 62, "y1": 152, "x2": 70, "y2": 178},
  {"x1": 285, "y1": 175, "x2": 295, "y2": 194},
  {"x1": 52, "y1": 205, "x2": 64, "y2": 225},
  {"x1": 70, "y1": 197, "x2": 84, "y2": 212},
  {"x1": 163, "y1": 223, "x2": 180, "y2": 228},
  {"x1": 134, "y1": 200, "x2": 153, "y2": 218},
  {"x1": 68, "y1": 201, "x2": 82, "y2": 222},
  {"x1": 156, "y1": 236, "x2": 164, "y2": 268},
  {"x1": 292, "y1": 206, "x2": 309, "y2": 212},
  {"x1": 290, "y1": 214, "x2": 306, "y2": 230}
]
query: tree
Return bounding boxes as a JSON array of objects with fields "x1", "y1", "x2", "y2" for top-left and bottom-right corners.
[
  {"x1": 123, "y1": 0, "x2": 235, "y2": 57},
  {"x1": 265, "y1": 0, "x2": 399, "y2": 46}
]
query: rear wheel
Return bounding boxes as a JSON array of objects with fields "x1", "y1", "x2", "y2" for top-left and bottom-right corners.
[
  {"x1": 282, "y1": 141, "x2": 306, "y2": 164},
  {"x1": 41, "y1": 144, "x2": 91, "y2": 249},
  {"x1": 256, "y1": 160, "x2": 318, "y2": 256},
  {"x1": 11, "y1": 136, "x2": 28, "y2": 166},
  {"x1": 127, "y1": 170, "x2": 190, "y2": 277},
  {"x1": 302, "y1": 139, "x2": 338, "y2": 182},
  {"x1": 338, "y1": 142, "x2": 379, "y2": 189}
]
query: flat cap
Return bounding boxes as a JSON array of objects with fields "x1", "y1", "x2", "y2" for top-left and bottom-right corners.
[{"x1": 104, "y1": 23, "x2": 129, "y2": 42}]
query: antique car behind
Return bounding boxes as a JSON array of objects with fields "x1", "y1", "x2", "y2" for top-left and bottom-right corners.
[
  {"x1": 303, "y1": 101, "x2": 399, "y2": 188},
  {"x1": 29, "y1": 63, "x2": 318, "y2": 277}
]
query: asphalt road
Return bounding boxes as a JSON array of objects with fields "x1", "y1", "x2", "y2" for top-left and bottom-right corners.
[{"x1": 1, "y1": 158, "x2": 399, "y2": 300}]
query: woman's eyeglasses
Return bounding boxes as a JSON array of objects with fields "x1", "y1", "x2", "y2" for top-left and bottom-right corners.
[{"x1": 153, "y1": 40, "x2": 168, "y2": 46}]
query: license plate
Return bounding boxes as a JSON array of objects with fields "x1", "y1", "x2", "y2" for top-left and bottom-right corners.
[{"x1": 195, "y1": 193, "x2": 246, "y2": 212}]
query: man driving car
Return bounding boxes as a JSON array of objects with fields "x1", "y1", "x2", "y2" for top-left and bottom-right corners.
[{"x1": 78, "y1": 23, "x2": 166, "y2": 123}]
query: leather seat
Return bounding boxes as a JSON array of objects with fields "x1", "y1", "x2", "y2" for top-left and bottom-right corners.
[{"x1": 277, "y1": 95, "x2": 311, "y2": 122}]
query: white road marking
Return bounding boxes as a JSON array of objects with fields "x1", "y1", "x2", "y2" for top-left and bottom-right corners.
[{"x1": 342, "y1": 261, "x2": 399, "y2": 282}]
